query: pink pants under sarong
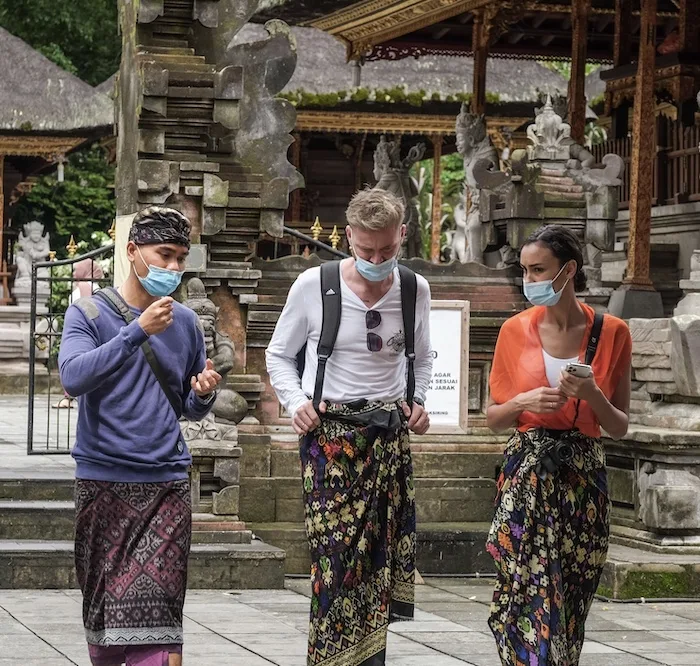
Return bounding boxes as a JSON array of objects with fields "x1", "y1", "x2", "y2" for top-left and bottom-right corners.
[{"x1": 88, "y1": 644, "x2": 182, "y2": 666}]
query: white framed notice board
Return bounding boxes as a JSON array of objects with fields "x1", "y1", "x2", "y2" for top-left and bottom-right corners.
[{"x1": 425, "y1": 300, "x2": 470, "y2": 434}]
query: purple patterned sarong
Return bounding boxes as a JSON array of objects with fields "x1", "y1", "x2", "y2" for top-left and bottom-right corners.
[{"x1": 75, "y1": 480, "x2": 191, "y2": 648}]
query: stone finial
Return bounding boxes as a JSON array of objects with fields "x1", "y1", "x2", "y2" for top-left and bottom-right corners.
[{"x1": 527, "y1": 94, "x2": 574, "y2": 161}]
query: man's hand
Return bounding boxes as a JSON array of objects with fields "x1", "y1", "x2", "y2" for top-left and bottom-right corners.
[
  {"x1": 293, "y1": 400, "x2": 326, "y2": 436},
  {"x1": 191, "y1": 359, "x2": 222, "y2": 397},
  {"x1": 516, "y1": 386, "x2": 568, "y2": 414},
  {"x1": 558, "y1": 370, "x2": 600, "y2": 403},
  {"x1": 402, "y1": 401, "x2": 430, "y2": 435},
  {"x1": 138, "y1": 297, "x2": 174, "y2": 336}
]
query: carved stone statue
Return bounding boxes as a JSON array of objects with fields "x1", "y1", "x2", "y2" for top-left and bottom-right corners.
[
  {"x1": 455, "y1": 105, "x2": 499, "y2": 264},
  {"x1": 496, "y1": 244, "x2": 519, "y2": 270},
  {"x1": 13, "y1": 221, "x2": 52, "y2": 306},
  {"x1": 373, "y1": 136, "x2": 426, "y2": 259},
  {"x1": 527, "y1": 95, "x2": 574, "y2": 161},
  {"x1": 182, "y1": 278, "x2": 248, "y2": 437}
]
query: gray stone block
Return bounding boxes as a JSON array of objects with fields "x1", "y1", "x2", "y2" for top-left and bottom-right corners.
[
  {"x1": 645, "y1": 381, "x2": 678, "y2": 395},
  {"x1": 671, "y1": 315, "x2": 700, "y2": 397},
  {"x1": 634, "y1": 341, "x2": 672, "y2": 356},
  {"x1": 635, "y1": 368, "x2": 675, "y2": 383},
  {"x1": 675, "y1": 293, "x2": 700, "y2": 316},
  {"x1": 632, "y1": 354, "x2": 671, "y2": 370},
  {"x1": 639, "y1": 462, "x2": 700, "y2": 531}
]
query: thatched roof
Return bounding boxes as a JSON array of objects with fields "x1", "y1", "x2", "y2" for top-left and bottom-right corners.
[
  {"x1": 95, "y1": 74, "x2": 117, "y2": 97},
  {"x1": 0, "y1": 27, "x2": 113, "y2": 133},
  {"x1": 234, "y1": 24, "x2": 567, "y2": 104}
]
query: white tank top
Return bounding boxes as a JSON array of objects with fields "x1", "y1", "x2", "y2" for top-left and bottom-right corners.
[{"x1": 542, "y1": 349, "x2": 579, "y2": 388}]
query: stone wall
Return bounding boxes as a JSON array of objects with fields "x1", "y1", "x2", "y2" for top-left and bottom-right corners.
[{"x1": 627, "y1": 318, "x2": 700, "y2": 431}]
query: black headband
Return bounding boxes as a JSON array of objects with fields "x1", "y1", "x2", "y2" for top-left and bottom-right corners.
[{"x1": 129, "y1": 206, "x2": 191, "y2": 249}]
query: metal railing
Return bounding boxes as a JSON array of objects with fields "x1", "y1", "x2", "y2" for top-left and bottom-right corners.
[{"x1": 27, "y1": 244, "x2": 114, "y2": 454}]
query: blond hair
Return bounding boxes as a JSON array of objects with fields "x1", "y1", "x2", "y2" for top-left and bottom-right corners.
[{"x1": 345, "y1": 188, "x2": 405, "y2": 232}]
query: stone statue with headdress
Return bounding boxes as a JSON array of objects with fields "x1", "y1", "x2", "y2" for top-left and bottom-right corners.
[
  {"x1": 373, "y1": 136, "x2": 426, "y2": 259},
  {"x1": 13, "y1": 221, "x2": 52, "y2": 306},
  {"x1": 455, "y1": 105, "x2": 500, "y2": 264}
]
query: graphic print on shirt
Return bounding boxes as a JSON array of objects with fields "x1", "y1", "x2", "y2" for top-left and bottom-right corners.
[{"x1": 387, "y1": 329, "x2": 406, "y2": 354}]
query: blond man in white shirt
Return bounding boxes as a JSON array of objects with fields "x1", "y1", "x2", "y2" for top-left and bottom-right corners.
[{"x1": 266, "y1": 188, "x2": 432, "y2": 666}]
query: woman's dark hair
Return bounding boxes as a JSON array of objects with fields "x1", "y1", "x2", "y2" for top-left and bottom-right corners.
[{"x1": 522, "y1": 225, "x2": 587, "y2": 292}]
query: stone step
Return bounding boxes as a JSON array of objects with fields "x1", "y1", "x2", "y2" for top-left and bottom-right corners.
[
  {"x1": 240, "y1": 477, "x2": 496, "y2": 525},
  {"x1": 0, "y1": 500, "x2": 255, "y2": 543},
  {"x1": 0, "y1": 478, "x2": 74, "y2": 501},
  {"x1": 0, "y1": 540, "x2": 286, "y2": 589},
  {"x1": 251, "y1": 521, "x2": 493, "y2": 575},
  {"x1": 268, "y1": 448, "x2": 503, "y2": 481}
]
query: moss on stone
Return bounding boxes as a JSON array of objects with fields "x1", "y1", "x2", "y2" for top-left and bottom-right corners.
[{"x1": 617, "y1": 568, "x2": 700, "y2": 600}]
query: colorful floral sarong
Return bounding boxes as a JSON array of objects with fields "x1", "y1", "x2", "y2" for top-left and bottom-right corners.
[
  {"x1": 486, "y1": 429, "x2": 610, "y2": 666},
  {"x1": 74, "y1": 479, "x2": 191, "y2": 647},
  {"x1": 300, "y1": 401, "x2": 416, "y2": 666}
]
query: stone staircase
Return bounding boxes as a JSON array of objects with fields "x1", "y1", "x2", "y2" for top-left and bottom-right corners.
[{"x1": 0, "y1": 476, "x2": 286, "y2": 589}]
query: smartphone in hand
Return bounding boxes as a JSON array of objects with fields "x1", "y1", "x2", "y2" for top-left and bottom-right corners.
[{"x1": 565, "y1": 362, "x2": 593, "y2": 379}]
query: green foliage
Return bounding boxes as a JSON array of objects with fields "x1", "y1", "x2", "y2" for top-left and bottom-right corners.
[
  {"x1": 36, "y1": 43, "x2": 79, "y2": 75},
  {"x1": 0, "y1": 0, "x2": 120, "y2": 85},
  {"x1": 280, "y1": 87, "x2": 500, "y2": 108},
  {"x1": 12, "y1": 145, "x2": 115, "y2": 259},
  {"x1": 409, "y1": 151, "x2": 468, "y2": 260}
]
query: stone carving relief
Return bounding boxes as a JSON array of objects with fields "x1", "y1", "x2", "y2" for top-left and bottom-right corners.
[
  {"x1": 372, "y1": 135, "x2": 426, "y2": 259},
  {"x1": 182, "y1": 278, "x2": 248, "y2": 436},
  {"x1": 455, "y1": 105, "x2": 500, "y2": 264}
]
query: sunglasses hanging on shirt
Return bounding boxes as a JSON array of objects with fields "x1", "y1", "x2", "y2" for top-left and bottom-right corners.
[{"x1": 366, "y1": 310, "x2": 382, "y2": 352}]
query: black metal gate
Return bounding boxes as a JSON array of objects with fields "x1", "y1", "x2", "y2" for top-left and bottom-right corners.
[{"x1": 27, "y1": 244, "x2": 114, "y2": 454}]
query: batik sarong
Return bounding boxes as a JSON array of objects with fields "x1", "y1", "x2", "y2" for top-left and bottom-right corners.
[
  {"x1": 301, "y1": 401, "x2": 416, "y2": 666},
  {"x1": 486, "y1": 428, "x2": 610, "y2": 666},
  {"x1": 74, "y1": 479, "x2": 191, "y2": 648}
]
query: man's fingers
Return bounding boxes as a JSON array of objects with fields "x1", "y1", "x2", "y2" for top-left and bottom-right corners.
[{"x1": 318, "y1": 401, "x2": 327, "y2": 414}]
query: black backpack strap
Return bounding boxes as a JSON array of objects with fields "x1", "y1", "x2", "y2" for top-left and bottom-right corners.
[
  {"x1": 312, "y1": 262, "x2": 342, "y2": 410},
  {"x1": 585, "y1": 313, "x2": 604, "y2": 365},
  {"x1": 572, "y1": 312, "x2": 604, "y2": 430},
  {"x1": 94, "y1": 288, "x2": 183, "y2": 419},
  {"x1": 398, "y1": 265, "x2": 418, "y2": 406}
]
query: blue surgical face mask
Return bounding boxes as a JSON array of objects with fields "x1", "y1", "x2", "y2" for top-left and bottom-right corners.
[
  {"x1": 523, "y1": 263, "x2": 570, "y2": 307},
  {"x1": 135, "y1": 246, "x2": 185, "y2": 297},
  {"x1": 354, "y1": 255, "x2": 397, "y2": 282}
]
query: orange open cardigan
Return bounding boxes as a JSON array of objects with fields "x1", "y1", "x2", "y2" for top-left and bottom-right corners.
[{"x1": 489, "y1": 303, "x2": 632, "y2": 438}]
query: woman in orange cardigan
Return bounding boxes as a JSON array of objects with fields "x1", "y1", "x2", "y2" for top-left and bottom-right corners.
[{"x1": 486, "y1": 225, "x2": 632, "y2": 666}]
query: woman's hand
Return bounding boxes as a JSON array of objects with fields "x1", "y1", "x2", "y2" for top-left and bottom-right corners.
[
  {"x1": 517, "y1": 386, "x2": 568, "y2": 414},
  {"x1": 558, "y1": 370, "x2": 600, "y2": 402}
]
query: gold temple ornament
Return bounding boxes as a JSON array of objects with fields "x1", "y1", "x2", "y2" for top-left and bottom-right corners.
[
  {"x1": 108, "y1": 220, "x2": 116, "y2": 241},
  {"x1": 329, "y1": 225, "x2": 341, "y2": 249},
  {"x1": 66, "y1": 235, "x2": 78, "y2": 258},
  {"x1": 310, "y1": 217, "x2": 323, "y2": 241}
]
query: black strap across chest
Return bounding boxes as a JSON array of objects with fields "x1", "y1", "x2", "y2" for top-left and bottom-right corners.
[{"x1": 93, "y1": 288, "x2": 183, "y2": 418}]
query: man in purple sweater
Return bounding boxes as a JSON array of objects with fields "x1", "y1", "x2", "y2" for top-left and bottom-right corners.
[{"x1": 59, "y1": 207, "x2": 221, "y2": 666}]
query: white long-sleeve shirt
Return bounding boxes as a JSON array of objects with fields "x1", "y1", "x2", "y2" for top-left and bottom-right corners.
[{"x1": 266, "y1": 264, "x2": 433, "y2": 416}]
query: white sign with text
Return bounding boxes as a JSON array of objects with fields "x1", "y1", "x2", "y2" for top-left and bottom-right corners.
[{"x1": 425, "y1": 300, "x2": 470, "y2": 433}]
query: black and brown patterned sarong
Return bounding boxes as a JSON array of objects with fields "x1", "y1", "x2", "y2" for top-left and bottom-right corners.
[
  {"x1": 486, "y1": 428, "x2": 610, "y2": 666},
  {"x1": 301, "y1": 401, "x2": 416, "y2": 666},
  {"x1": 74, "y1": 479, "x2": 191, "y2": 647}
]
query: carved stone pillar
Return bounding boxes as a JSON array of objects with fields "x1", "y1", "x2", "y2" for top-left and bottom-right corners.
[
  {"x1": 568, "y1": 0, "x2": 589, "y2": 145},
  {"x1": 430, "y1": 135, "x2": 443, "y2": 263},
  {"x1": 608, "y1": 0, "x2": 664, "y2": 319}
]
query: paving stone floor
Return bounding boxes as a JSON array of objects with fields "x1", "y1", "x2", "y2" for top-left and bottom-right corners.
[
  {"x1": 2, "y1": 579, "x2": 700, "y2": 665},
  {"x1": 4, "y1": 396, "x2": 700, "y2": 664}
]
